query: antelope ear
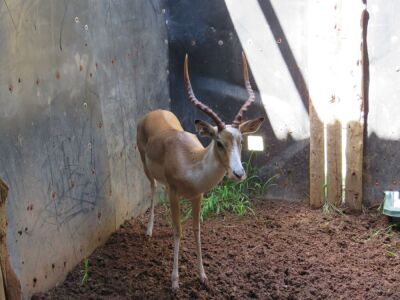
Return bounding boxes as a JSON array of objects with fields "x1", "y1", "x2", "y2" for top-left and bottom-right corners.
[
  {"x1": 239, "y1": 117, "x2": 265, "y2": 135},
  {"x1": 194, "y1": 120, "x2": 217, "y2": 139}
]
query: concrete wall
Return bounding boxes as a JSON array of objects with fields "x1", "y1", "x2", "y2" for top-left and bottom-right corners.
[
  {"x1": 166, "y1": 0, "x2": 309, "y2": 200},
  {"x1": 363, "y1": 0, "x2": 400, "y2": 206},
  {"x1": 0, "y1": 0, "x2": 169, "y2": 297}
]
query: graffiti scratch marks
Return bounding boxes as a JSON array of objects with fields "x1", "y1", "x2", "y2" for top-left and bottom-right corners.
[
  {"x1": 42, "y1": 135, "x2": 93, "y2": 227},
  {"x1": 2, "y1": 0, "x2": 17, "y2": 31},
  {"x1": 40, "y1": 109, "x2": 109, "y2": 228},
  {"x1": 59, "y1": 0, "x2": 69, "y2": 51}
]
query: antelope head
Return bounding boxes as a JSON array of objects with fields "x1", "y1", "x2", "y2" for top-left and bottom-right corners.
[{"x1": 184, "y1": 53, "x2": 265, "y2": 182}]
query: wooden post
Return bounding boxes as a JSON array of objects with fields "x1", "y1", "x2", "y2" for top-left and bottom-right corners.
[
  {"x1": 309, "y1": 100, "x2": 325, "y2": 208},
  {"x1": 345, "y1": 121, "x2": 363, "y2": 211},
  {"x1": 307, "y1": 0, "x2": 366, "y2": 212},
  {"x1": 308, "y1": 0, "x2": 338, "y2": 209},
  {"x1": 327, "y1": 120, "x2": 342, "y2": 207},
  {"x1": 0, "y1": 258, "x2": 5, "y2": 300},
  {"x1": 342, "y1": 3, "x2": 366, "y2": 212},
  {"x1": 0, "y1": 178, "x2": 21, "y2": 300}
]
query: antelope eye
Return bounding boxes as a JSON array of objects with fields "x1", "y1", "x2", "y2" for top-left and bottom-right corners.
[{"x1": 216, "y1": 141, "x2": 224, "y2": 149}]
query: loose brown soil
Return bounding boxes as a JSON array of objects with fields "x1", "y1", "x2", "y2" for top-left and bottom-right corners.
[{"x1": 34, "y1": 200, "x2": 400, "y2": 299}]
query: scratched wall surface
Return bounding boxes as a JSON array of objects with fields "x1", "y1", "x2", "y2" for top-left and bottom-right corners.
[
  {"x1": 166, "y1": 0, "x2": 309, "y2": 200},
  {"x1": 0, "y1": 0, "x2": 169, "y2": 297},
  {"x1": 363, "y1": 1, "x2": 400, "y2": 206}
]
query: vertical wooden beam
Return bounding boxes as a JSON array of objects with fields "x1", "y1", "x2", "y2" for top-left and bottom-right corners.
[
  {"x1": 345, "y1": 121, "x2": 363, "y2": 210},
  {"x1": 308, "y1": 0, "x2": 338, "y2": 209},
  {"x1": 342, "y1": 2, "x2": 366, "y2": 212},
  {"x1": 308, "y1": 0, "x2": 366, "y2": 212},
  {"x1": 327, "y1": 120, "x2": 342, "y2": 207},
  {"x1": 309, "y1": 100, "x2": 325, "y2": 208},
  {"x1": 0, "y1": 268, "x2": 5, "y2": 300}
]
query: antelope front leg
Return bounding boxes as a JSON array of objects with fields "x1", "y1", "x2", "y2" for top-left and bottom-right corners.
[
  {"x1": 169, "y1": 188, "x2": 181, "y2": 290},
  {"x1": 191, "y1": 194, "x2": 207, "y2": 284}
]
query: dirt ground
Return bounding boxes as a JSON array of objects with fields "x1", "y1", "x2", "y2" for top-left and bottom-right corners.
[{"x1": 34, "y1": 200, "x2": 400, "y2": 300}]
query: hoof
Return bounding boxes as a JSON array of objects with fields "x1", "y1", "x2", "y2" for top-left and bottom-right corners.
[
  {"x1": 199, "y1": 274, "x2": 208, "y2": 286},
  {"x1": 146, "y1": 224, "x2": 154, "y2": 238},
  {"x1": 171, "y1": 277, "x2": 179, "y2": 291},
  {"x1": 146, "y1": 226, "x2": 153, "y2": 237}
]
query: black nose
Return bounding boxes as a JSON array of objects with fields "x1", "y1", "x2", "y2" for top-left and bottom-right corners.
[{"x1": 233, "y1": 170, "x2": 243, "y2": 179}]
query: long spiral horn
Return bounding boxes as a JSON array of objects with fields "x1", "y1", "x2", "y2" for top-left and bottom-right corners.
[
  {"x1": 232, "y1": 52, "x2": 256, "y2": 128},
  {"x1": 184, "y1": 54, "x2": 226, "y2": 131}
]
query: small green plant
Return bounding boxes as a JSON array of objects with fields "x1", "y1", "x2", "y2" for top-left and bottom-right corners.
[
  {"x1": 200, "y1": 154, "x2": 277, "y2": 220},
  {"x1": 366, "y1": 223, "x2": 400, "y2": 241},
  {"x1": 80, "y1": 258, "x2": 90, "y2": 286},
  {"x1": 376, "y1": 201, "x2": 384, "y2": 213},
  {"x1": 322, "y1": 201, "x2": 345, "y2": 216},
  {"x1": 384, "y1": 249, "x2": 398, "y2": 257}
]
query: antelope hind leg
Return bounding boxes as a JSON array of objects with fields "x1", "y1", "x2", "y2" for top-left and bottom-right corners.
[
  {"x1": 169, "y1": 188, "x2": 181, "y2": 290},
  {"x1": 146, "y1": 179, "x2": 156, "y2": 237}
]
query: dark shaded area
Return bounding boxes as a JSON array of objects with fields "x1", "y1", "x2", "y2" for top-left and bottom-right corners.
[
  {"x1": 364, "y1": 134, "x2": 400, "y2": 206},
  {"x1": 362, "y1": 8, "x2": 371, "y2": 205},
  {"x1": 362, "y1": 8, "x2": 370, "y2": 154},
  {"x1": 167, "y1": 0, "x2": 256, "y2": 128},
  {"x1": 35, "y1": 200, "x2": 400, "y2": 299},
  {"x1": 166, "y1": 0, "x2": 309, "y2": 200}
]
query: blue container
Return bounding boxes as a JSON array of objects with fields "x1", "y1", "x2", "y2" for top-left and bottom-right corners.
[{"x1": 383, "y1": 191, "x2": 400, "y2": 219}]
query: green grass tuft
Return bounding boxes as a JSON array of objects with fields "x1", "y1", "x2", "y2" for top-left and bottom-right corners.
[
  {"x1": 201, "y1": 157, "x2": 277, "y2": 219},
  {"x1": 80, "y1": 258, "x2": 90, "y2": 286},
  {"x1": 159, "y1": 153, "x2": 277, "y2": 222}
]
